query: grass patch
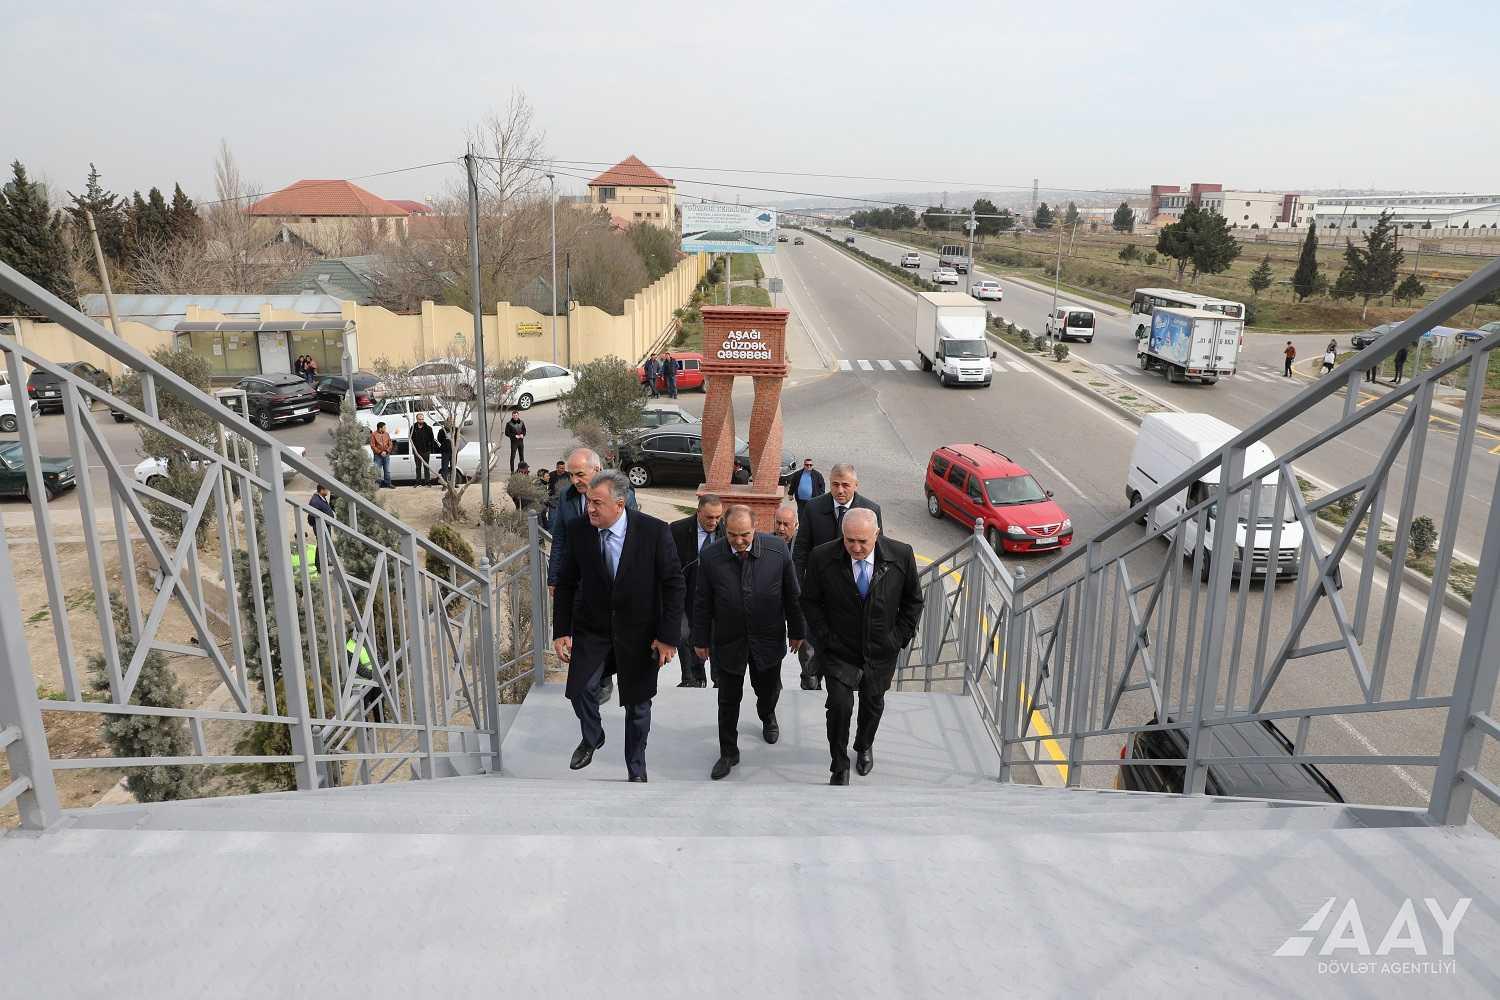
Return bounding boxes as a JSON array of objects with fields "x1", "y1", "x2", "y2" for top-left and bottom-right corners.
[
  {"x1": 730, "y1": 285, "x2": 772, "y2": 307},
  {"x1": 35, "y1": 684, "x2": 67, "y2": 701},
  {"x1": 27, "y1": 608, "x2": 49, "y2": 624}
]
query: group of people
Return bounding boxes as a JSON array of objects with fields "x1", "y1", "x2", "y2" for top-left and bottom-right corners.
[
  {"x1": 550, "y1": 446, "x2": 922, "y2": 785},
  {"x1": 1284, "y1": 338, "x2": 1410, "y2": 385},
  {"x1": 367, "y1": 413, "x2": 454, "y2": 489},
  {"x1": 292, "y1": 355, "x2": 319, "y2": 387},
  {"x1": 640, "y1": 353, "x2": 679, "y2": 399}
]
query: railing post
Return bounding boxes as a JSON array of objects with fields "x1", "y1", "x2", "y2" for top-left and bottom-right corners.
[
  {"x1": 256, "y1": 441, "x2": 320, "y2": 792},
  {"x1": 528, "y1": 513, "x2": 549, "y2": 685},
  {"x1": 1065, "y1": 541, "x2": 1105, "y2": 785},
  {"x1": 477, "y1": 556, "x2": 503, "y2": 771},
  {"x1": 400, "y1": 532, "x2": 435, "y2": 780},
  {"x1": 959, "y1": 520, "x2": 987, "y2": 695},
  {"x1": 0, "y1": 522, "x2": 61, "y2": 830},
  {"x1": 998, "y1": 566, "x2": 1026, "y2": 783}
]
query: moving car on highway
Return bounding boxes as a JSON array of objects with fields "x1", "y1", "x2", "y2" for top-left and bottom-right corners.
[
  {"x1": 939, "y1": 244, "x2": 971, "y2": 274},
  {"x1": 844, "y1": 235, "x2": 855, "y2": 245},
  {"x1": 793, "y1": 236, "x2": 804, "y2": 246},
  {"x1": 901, "y1": 252, "x2": 922, "y2": 269},
  {"x1": 924, "y1": 443, "x2": 1073, "y2": 554},
  {"x1": 971, "y1": 279, "x2": 1004, "y2": 301},
  {"x1": 932, "y1": 268, "x2": 960, "y2": 286},
  {"x1": 1045, "y1": 306, "x2": 1096, "y2": 342}
]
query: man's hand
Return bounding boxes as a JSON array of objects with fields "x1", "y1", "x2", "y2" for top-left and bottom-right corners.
[
  {"x1": 788, "y1": 638, "x2": 803, "y2": 653},
  {"x1": 693, "y1": 646, "x2": 709, "y2": 661},
  {"x1": 651, "y1": 640, "x2": 676, "y2": 668},
  {"x1": 548, "y1": 585, "x2": 555, "y2": 599},
  {"x1": 553, "y1": 636, "x2": 572, "y2": 663}
]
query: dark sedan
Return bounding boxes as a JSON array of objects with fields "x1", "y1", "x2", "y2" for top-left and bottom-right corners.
[
  {"x1": 1351, "y1": 323, "x2": 1397, "y2": 350},
  {"x1": 315, "y1": 373, "x2": 381, "y2": 413},
  {"x1": 617, "y1": 426, "x2": 796, "y2": 489},
  {"x1": 0, "y1": 441, "x2": 77, "y2": 501},
  {"x1": 28, "y1": 362, "x2": 112, "y2": 413}
]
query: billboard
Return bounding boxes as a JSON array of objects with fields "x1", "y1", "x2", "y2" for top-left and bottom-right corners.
[{"x1": 681, "y1": 203, "x2": 777, "y2": 254}]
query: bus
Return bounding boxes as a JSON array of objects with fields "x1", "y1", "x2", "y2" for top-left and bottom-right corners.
[{"x1": 1127, "y1": 287, "x2": 1246, "y2": 339}]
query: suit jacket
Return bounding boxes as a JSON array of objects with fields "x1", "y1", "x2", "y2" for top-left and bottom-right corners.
[
  {"x1": 690, "y1": 533, "x2": 804, "y2": 675},
  {"x1": 800, "y1": 535, "x2": 923, "y2": 690},
  {"x1": 547, "y1": 481, "x2": 639, "y2": 586},
  {"x1": 552, "y1": 508, "x2": 685, "y2": 706},
  {"x1": 793, "y1": 491, "x2": 883, "y2": 579},
  {"x1": 786, "y1": 467, "x2": 826, "y2": 501},
  {"x1": 670, "y1": 515, "x2": 725, "y2": 615}
]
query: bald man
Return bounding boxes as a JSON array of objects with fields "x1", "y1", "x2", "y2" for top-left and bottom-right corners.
[
  {"x1": 793, "y1": 462, "x2": 881, "y2": 690},
  {"x1": 799, "y1": 508, "x2": 923, "y2": 785}
]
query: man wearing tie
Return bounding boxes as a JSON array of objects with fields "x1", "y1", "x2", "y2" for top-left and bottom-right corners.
[
  {"x1": 553, "y1": 470, "x2": 684, "y2": 783},
  {"x1": 792, "y1": 463, "x2": 882, "y2": 690},
  {"x1": 669, "y1": 494, "x2": 724, "y2": 688},
  {"x1": 692, "y1": 505, "x2": 805, "y2": 780},
  {"x1": 800, "y1": 508, "x2": 923, "y2": 785}
]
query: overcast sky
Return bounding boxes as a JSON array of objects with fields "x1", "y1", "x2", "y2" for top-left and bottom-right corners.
[{"x1": 6, "y1": 0, "x2": 1495, "y2": 211}]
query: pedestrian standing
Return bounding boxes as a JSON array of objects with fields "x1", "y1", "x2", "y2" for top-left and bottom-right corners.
[
  {"x1": 304, "y1": 356, "x2": 318, "y2": 387},
  {"x1": 410, "y1": 413, "x2": 437, "y2": 486},
  {"x1": 642, "y1": 355, "x2": 659, "y2": 398},
  {"x1": 669, "y1": 494, "x2": 725, "y2": 687},
  {"x1": 504, "y1": 409, "x2": 527, "y2": 472},
  {"x1": 693, "y1": 505, "x2": 805, "y2": 780},
  {"x1": 1283, "y1": 341, "x2": 1296, "y2": 377},
  {"x1": 369, "y1": 422, "x2": 394, "y2": 488},
  {"x1": 435, "y1": 424, "x2": 454, "y2": 483},
  {"x1": 786, "y1": 458, "x2": 825, "y2": 512},
  {"x1": 800, "y1": 509, "x2": 923, "y2": 785},
  {"x1": 1393, "y1": 346, "x2": 1409, "y2": 385},
  {"x1": 307, "y1": 483, "x2": 335, "y2": 572},
  {"x1": 793, "y1": 463, "x2": 882, "y2": 690},
  {"x1": 510, "y1": 462, "x2": 533, "y2": 510},
  {"x1": 1321, "y1": 344, "x2": 1337, "y2": 376},
  {"x1": 663, "y1": 352, "x2": 678, "y2": 399},
  {"x1": 552, "y1": 470, "x2": 684, "y2": 783},
  {"x1": 293, "y1": 356, "x2": 305, "y2": 382}
]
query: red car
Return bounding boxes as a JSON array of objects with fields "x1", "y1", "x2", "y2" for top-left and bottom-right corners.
[
  {"x1": 924, "y1": 443, "x2": 1073, "y2": 553},
  {"x1": 636, "y1": 352, "x2": 705, "y2": 393}
]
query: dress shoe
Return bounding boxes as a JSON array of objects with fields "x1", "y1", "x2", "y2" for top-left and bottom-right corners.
[
  {"x1": 570, "y1": 736, "x2": 603, "y2": 770},
  {"x1": 829, "y1": 770, "x2": 850, "y2": 786},
  {"x1": 629, "y1": 773, "x2": 648, "y2": 783},
  {"x1": 762, "y1": 714, "x2": 780, "y2": 745},
  {"x1": 710, "y1": 754, "x2": 740, "y2": 780},
  {"x1": 856, "y1": 748, "x2": 874, "y2": 776},
  {"x1": 677, "y1": 680, "x2": 694, "y2": 688}
]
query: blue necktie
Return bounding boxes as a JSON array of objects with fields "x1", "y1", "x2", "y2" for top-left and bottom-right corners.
[
  {"x1": 601, "y1": 530, "x2": 615, "y2": 578},
  {"x1": 855, "y1": 560, "x2": 869, "y2": 599}
]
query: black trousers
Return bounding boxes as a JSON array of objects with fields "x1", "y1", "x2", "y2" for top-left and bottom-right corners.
[
  {"x1": 1365, "y1": 366, "x2": 1378, "y2": 382},
  {"x1": 508, "y1": 439, "x2": 525, "y2": 472},
  {"x1": 826, "y1": 671, "x2": 887, "y2": 775},
  {"x1": 717, "y1": 663, "x2": 781, "y2": 757},
  {"x1": 679, "y1": 611, "x2": 707, "y2": 684},
  {"x1": 414, "y1": 450, "x2": 433, "y2": 485},
  {"x1": 1283, "y1": 358, "x2": 1293, "y2": 376},
  {"x1": 568, "y1": 651, "x2": 650, "y2": 779}
]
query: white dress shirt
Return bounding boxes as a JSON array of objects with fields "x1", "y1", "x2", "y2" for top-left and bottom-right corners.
[{"x1": 850, "y1": 552, "x2": 875, "y2": 592}]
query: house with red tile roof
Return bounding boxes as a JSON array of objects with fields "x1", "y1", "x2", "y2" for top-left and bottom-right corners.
[
  {"x1": 249, "y1": 180, "x2": 427, "y2": 252},
  {"x1": 587, "y1": 155, "x2": 675, "y2": 230}
]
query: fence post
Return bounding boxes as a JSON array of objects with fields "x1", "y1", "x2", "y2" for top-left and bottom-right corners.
[
  {"x1": 477, "y1": 557, "x2": 503, "y2": 771},
  {"x1": 999, "y1": 566, "x2": 1026, "y2": 783},
  {"x1": 400, "y1": 532, "x2": 435, "y2": 780},
  {"x1": 0, "y1": 522, "x2": 61, "y2": 830},
  {"x1": 528, "y1": 513, "x2": 549, "y2": 685},
  {"x1": 1065, "y1": 540, "x2": 1105, "y2": 784}
]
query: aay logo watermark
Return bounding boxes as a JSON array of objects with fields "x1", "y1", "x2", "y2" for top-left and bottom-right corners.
[{"x1": 1275, "y1": 897, "x2": 1470, "y2": 976}]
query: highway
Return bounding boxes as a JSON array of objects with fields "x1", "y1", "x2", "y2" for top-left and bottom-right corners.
[
  {"x1": 826, "y1": 225, "x2": 1499, "y2": 563},
  {"x1": 768, "y1": 230, "x2": 1489, "y2": 822}
]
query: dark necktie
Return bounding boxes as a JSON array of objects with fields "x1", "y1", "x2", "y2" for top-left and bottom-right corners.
[
  {"x1": 601, "y1": 531, "x2": 615, "y2": 578},
  {"x1": 835, "y1": 504, "x2": 847, "y2": 528}
]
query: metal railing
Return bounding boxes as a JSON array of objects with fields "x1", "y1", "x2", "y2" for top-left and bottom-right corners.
[
  {"x1": 899, "y1": 256, "x2": 1500, "y2": 826},
  {"x1": 0, "y1": 263, "x2": 551, "y2": 830}
]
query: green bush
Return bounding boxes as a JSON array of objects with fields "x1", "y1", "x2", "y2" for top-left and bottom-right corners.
[
  {"x1": 1244, "y1": 300, "x2": 1259, "y2": 327},
  {"x1": 1053, "y1": 342, "x2": 1070, "y2": 361},
  {"x1": 1019, "y1": 330, "x2": 1032, "y2": 347},
  {"x1": 1410, "y1": 516, "x2": 1437, "y2": 558},
  {"x1": 1143, "y1": 251, "x2": 1159, "y2": 266}
]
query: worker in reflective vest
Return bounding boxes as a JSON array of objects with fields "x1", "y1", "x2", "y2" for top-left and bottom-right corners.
[{"x1": 291, "y1": 541, "x2": 318, "y2": 581}]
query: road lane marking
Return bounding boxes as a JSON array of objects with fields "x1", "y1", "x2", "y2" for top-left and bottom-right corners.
[
  {"x1": 899, "y1": 359, "x2": 918, "y2": 371},
  {"x1": 857, "y1": 359, "x2": 873, "y2": 371},
  {"x1": 1007, "y1": 362, "x2": 1031, "y2": 373},
  {"x1": 1027, "y1": 449, "x2": 1087, "y2": 499},
  {"x1": 877, "y1": 359, "x2": 896, "y2": 371},
  {"x1": 838, "y1": 359, "x2": 852, "y2": 371}
]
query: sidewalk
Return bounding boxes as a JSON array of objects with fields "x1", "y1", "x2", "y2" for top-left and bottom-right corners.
[{"x1": 1292, "y1": 356, "x2": 1500, "y2": 436}]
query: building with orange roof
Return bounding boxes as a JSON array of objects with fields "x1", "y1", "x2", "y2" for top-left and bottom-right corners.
[
  {"x1": 249, "y1": 179, "x2": 424, "y2": 252},
  {"x1": 587, "y1": 155, "x2": 676, "y2": 230}
]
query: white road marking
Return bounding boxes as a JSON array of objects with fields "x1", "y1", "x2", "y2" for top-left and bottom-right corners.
[
  {"x1": 838, "y1": 359, "x2": 852, "y2": 371},
  {"x1": 857, "y1": 360, "x2": 873, "y2": 371},
  {"x1": 1007, "y1": 362, "x2": 1031, "y2": 373},
  {"x1": 877, "y1": 359, "x2": 896, "y2": 371},
  {"x1": 899, "y1": 359, "x2": 918, "y2": 371},
  {"x1": 1028, "y1": 449, "x2": 1087, "y2": 499}
]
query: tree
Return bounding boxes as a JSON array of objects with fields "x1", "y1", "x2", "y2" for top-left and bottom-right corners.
[
  {"x1": 1112, "y1": 202, "x2": 1136, "y2": 233},
  {"x1": 1118, "y1": 243, "x2": 1140, "y2": 263},
  {"x1": 1063, "y1": 201, "x2": 1080, "y2": 228},
  {"x1": 1248, "y1": 254, "x2": 1274, "y2": 298},
  {"x1": 1034, "y1": 202, "x2": 1054, "y2": 230},
  {"x1": 921, "y1": 206, "x2": 951, "y2": 231},
  {"x1": 127, "y1": 186, "x2": 174, "y2": 253},
  {"x1": 1291, "y1": 222, "x2": 1321, "y2": 302},
  {"x1": 0, "y1": 160, "x2": 76, "y2": 314},
  {"x1": 1335, "y1": 211, "x2": 1404, "y2": 320},
  {"x1": 169, "y1": 183, "x2": 200, "y2": 242},
  {"x1": 1155, "y1": 205, "x2": 1198, "y2": 282},
  {"x1": 557, "y1": 356, "x2": 646, "y2": 464},
  {"x1": 1188, "y1": 205, "x2": 1241, "y2": 280},
  {"x1": 65, "y1": 163, "x2": 129, "y2": 268},
  {"x1": 1394, "y1": 273, "x2": 1426, "y2": 304},
  {"x1": 625, "y1": 221, "x2": 678, "y2": 283},
  {"x1": 570, "y1": 225, "x2": 650, "y2": 314},
  {"x1": 996, "y1": 209, "x2": 1015, "y2": 232},
  {"x1": 972, "y1": 198, "x2": 1001, "y2": 237},
  {"x1": 201, "y1": 140, "x2": 314, "y2": 292}
]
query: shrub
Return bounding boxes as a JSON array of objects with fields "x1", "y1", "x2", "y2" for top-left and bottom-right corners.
[
  {"x1": 426, "y1": 521, "x2": 475, "y2": 581},
  {"x1": 1019, "y1": 330, "x2": 1032, "y2": 347},
  {"x1": 1409, "y1": 516, "x2": 1437, "y2": 558},
  {"x1": 1335, "y1": 490, "x2": 1360, "y2": 518},
  {"x1": 1244, "y1": 300, "x2": 1259, "y2": 326},
  {"x1": 1143, "y1": 251, "x2": 1159, "y2": 266},
  {"x1": 1119, "y1": 244, "x2": 1141, "y2": 262},
  {"x1": 1053, "y1": 342, "x2": 1070, "y2": 361}
]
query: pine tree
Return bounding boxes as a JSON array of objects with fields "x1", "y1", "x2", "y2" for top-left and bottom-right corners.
[
  {"x1": 1112, "y1": 202, "x2": 1135, "y2": 233},
  {"x1": 1394, "y1": 273, "x2": 1426, "y2": 304},
  {"x1": 972, "y1": 198, "x2": 1001, "y2": 237},
  {"x1": 1187, "y1": 205, "x2": 1241, "y2": 280},
  {"x1": 1248, "y1": 254, "x2": 1274, "y2": 298},
  {"x1": 1335, "y1": 211, "x2": 1404, "y2": 320},
  {"x1": 1156, "y1": 204, "x2": 1198, "y2": 283},
  {"x1": 1034, "y1": 202, "x2": 1054, "y2": 230},
  {"x1": 128, "y1": 186, "x2": 173, "y2": 251},
  {"x1": 1291, "y1": 222, "x2": 1321, "y2": 301},
  {"x1": 65, "y1": 163, "x2": 129, "y2": 267},
  {"x1": 169, "y1": 183, "x2": 201, "y2": 242},
  {"x1": 1063, "y1": 201, "x2": 1080, "y2": 228},
  {"x1": 0, "y1": 160, "x2": 76, "y2": 314}
]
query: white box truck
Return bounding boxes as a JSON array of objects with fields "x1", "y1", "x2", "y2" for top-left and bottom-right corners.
[
  {"x1": 939, "y1": 244, "x2": 972, "y2": 274},
  {"x1": 1137, "y1": 306, "x2": 1242, "y2": 384},
  {"x1": 913, "y1": 292, "x2": 994, "y2": 387},
  {"x1": 1126, "y1": 412, "x2": 1304, "y2": 583}
]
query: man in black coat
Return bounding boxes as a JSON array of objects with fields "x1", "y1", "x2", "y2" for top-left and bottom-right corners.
[
  {"x1": 800, "y1": 508, "x2": 923, "y2": 785},
  {"x1": 503, "y1": 409, "x2": 527, "y2": 472},
  {"x1": 785, "y1": 458, "x2": 825, "y2": 511},
  {"x1": 409, "y1": 413, "x2": 437, "y2": 487},
  {"x1": 668, "y1": 493, "x2": 724, "y2": 688},
  {"x1": 552, "y1": 470, "x2": 684, "y2": 783},
  {"x1": 792, "y1": 462, "x2": 881, "y2": 690},
  {"x1": 692, "y1": 505, "x2": 805, "y2": 780}
]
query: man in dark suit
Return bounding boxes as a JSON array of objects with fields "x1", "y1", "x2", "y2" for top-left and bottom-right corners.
[
  {"x1": 792, "y1": 462, "x2": 882, "y2": 690},
  {"x1": 692, "y1": 505, "x2": 805, "y2": 780},
  {"x1": 552, "y1": 470, "x2": 684, "y2": 783},
  {"x1": 800, "y1": 508, "x2": 923, "y2": 785},
  {"x1": 669, "y1": 494, "x2": 724, "y2": 688}
]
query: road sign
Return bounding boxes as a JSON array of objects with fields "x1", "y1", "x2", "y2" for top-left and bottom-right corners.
[
  {"x1": 768, "y1": 278, "x2": 784, "y2": 293},
  {"x1": 516, "y1": 321, "x2": 543, "y2": 337},
  {"x1": 681, "y1": 203, "x2": 777, "y2": 254}
]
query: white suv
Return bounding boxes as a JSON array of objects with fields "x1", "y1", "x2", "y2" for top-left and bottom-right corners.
[{"x1": 901, "y1": 252, "x2": 921, "y2": 269}]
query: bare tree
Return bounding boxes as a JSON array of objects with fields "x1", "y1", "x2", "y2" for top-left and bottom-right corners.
[{"x1": 192, "y1": 139, "x2": 314, "y2": 292}]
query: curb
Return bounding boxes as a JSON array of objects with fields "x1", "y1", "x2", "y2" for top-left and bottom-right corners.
[
  {"x1": 1312, "y1": 519, "x2": 1472, "y2": 618},
  {"x1": 989, "y1": 332, "x2": 1149, "y2": 428}
]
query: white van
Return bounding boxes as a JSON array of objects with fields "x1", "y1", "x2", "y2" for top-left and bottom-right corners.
[
  {"x1": 1046, "y1": 306, "x2": 1097, "y2": 343},
  {"x1": 1126, "y1": 412, "x2": 1303, "y2": 582}
]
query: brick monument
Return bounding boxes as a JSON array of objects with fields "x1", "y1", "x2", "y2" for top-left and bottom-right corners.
[{"x1": 697, "y1": 305, "x2": 790, "y2": 531}]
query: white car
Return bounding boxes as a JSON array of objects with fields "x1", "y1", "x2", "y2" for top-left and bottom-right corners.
[
  {"x1": 971, "y1": 280, "x2": 1004, "y2": 301},
  {"x1": 365, "y1": 439, "x2": 483, "y2": 484},
  {"x1": 133, "y1": 445, "x2": 306, "y2": 489},
  {"x1": 399, "y1": 359, "x2": 482, "y2": 400},
  {"x1": 901, "y1": 253, "x2": 922, "y2": 269},
  {"x1": 932, "y1": 268, "x2": 960, "y2": 286},
  {"x1": 356, "y1": 395, "x2": 472, "y2": 439},
  {"x1": 500, "y1": 362, "x2": 577, "y2": 410},
  {"x1": 0, "y1": 397, "x2": 40, "y2": 433}
]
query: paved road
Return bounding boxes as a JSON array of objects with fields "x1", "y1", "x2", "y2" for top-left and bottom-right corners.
[
  {"x1": 829, "y1": 226, "x2": 1498, "y2": 562},
  {"x1": 771, "y1": 231, "x2": 1490, "y2": 824}
]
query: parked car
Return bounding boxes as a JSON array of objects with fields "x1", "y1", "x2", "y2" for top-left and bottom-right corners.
[
  {"x1": 638, "y1": 403, "x2": 700, "y2": 429},
  {"x1": 932, "y1": 268, "x2": 960, "y2": 286},
  {"x1": 793, "y1": 237, "x2": 804, "y2": 246},
  {"x1": 362, "y1": 438, "x2": 482, "y2": 484},
  {"x1": 777, "y1": 235, "x2": 789, "y2": 243},
  {"x1": 1117, "y1": 713, "x2": 1343, "y2": 802},
  {"x1": 617, "y1": 425, "x2": 795, "y2": 489},
  {"x1": 401, "y1": 358, "x2": 483, "y2": 399},
  {"x1": 355, "y1": 394, "x2": 468, "y2": 439},
  {"x1": 971, "y1": 279, "x2": 1004, "y2": 301},
  {"x1": 0, "y1": 368, "x2": 15, "y2": 401},
  {"x1": 134, "y1": 445, "x2": 307, "y2": 490},
  {"x1": 315, "y1": 373, "x2": 381, "y2": 413},
  {"x1": 924, "y1": 443, "x2": 1073, "y2": 554},
  {"x1": 235, "y1": 373, "x2": 319, "y2": 429},
  {"x1": 636, "y1": 352, "x2": 706, "y2": 394},
  {"x1": 28, "y1": 362, "x2": 111, "y2": 413},
  {"x1": 1351, "y1": 323, "x2": 1397, "y2": 350},
  {"x1": 0, "y1": 440, "x2": 76, "y2": 501},
  {"x1": 901, "y1": 252, "x2": 922, "y2": 269},
  {"x1": 499, "y1": 361, "x2": 576, "y2": 410},
  {"x1": 0, "y1": 397, "x2": 41, "y2": 433}
]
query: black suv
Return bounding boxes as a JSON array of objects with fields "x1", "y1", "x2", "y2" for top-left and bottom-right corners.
[
  {"x1": 1118, "y1": 713, "x2": 1343, "y2": 803},
  {"x1": 235, "y1": 373, "x2": 320, "y2": 429},
  {"x1": 27, "y1": 362, "x2": 111, "y2": 413},
  {"x1": 1351, "y1": 324, "x2": 1397, "y2": 350}
]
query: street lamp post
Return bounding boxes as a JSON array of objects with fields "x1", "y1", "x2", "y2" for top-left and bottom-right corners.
[
  {"x1": 464, "y1": 147, "x2": 494, "y2": 551},
  {"x1": 547, "y1": 172, "x2": 558, "y2": 366}
]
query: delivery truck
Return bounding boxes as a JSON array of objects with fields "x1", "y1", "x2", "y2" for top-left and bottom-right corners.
[
  {"x1": 913, "y1": 292, "x2": 995, "y2": 387},
  {"x1": 1137, "y1": 306, "x2": 1242, "y2": 384}
]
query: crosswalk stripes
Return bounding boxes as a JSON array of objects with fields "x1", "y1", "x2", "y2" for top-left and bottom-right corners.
[
  {"x1": 899, "y1": 359, "x2": 918, "y2": 371},
  {"x1": 833, "y1": 358, "x2": 1038, "y2": 375},
  {"x1": 857, "y1": 359, "x2": 873, "y2": 371},
  {"x1": 877, "y1": 359, "x2": 896, "y2": 370},
  {"x1": 838, "y1": 359, "x2": 852, "y2": 371}
]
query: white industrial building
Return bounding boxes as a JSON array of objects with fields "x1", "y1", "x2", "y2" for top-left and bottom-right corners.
[{"x1": 1311, "y1": 193, "x2": 1500, "y2": 232}]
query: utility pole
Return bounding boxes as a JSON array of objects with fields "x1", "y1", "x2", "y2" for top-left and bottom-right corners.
[
  {"x1": 965, "y1": 207, "x2": 977, "y2": 295},
  {"x1": 83, "y1": 210, "x2": 122, "y2": 340},
  {"x1": 564, "y1": 251, "x2": 572, "y2": 368},
  {"x1": 547, "y1": 172, "x2": 558, "y2": 366},
  {"x1": 464, "y1": 147, "x2": 494, "y2": 555},
  {"x1": 1031, "y1": 179, "x2": 1039, "y2": 227},
  {"x1": 1050, "y1": 221, "x2": 1065, "y2": 349}
]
